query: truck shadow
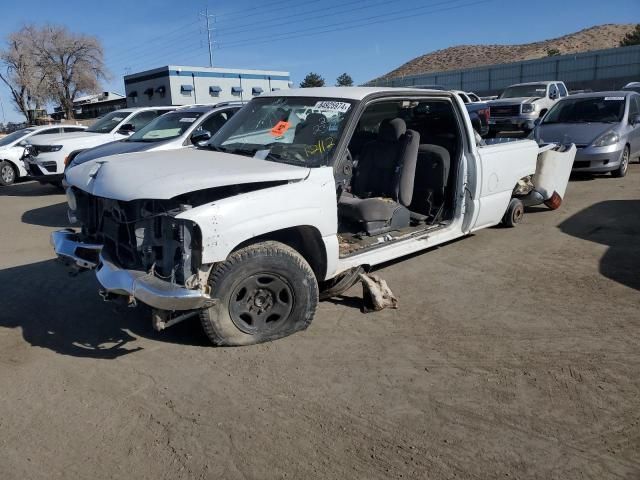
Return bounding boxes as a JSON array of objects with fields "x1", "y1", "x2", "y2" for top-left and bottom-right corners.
[
  {"x1": 0, "y1": 259, "x2": 210, "y2": 359},
  {"x1": 22, "y1": 202, "x2": 71, "y2": 228},
  {"x1": 558, "y1": 200, "x2": 640, "y2": 291}
]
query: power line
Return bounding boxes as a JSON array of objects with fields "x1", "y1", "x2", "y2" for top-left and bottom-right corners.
[{"x1": 218, "y1": 0, "x2": 488, "y2": 50}]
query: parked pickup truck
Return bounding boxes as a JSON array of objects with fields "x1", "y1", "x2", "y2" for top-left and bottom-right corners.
[
  {"x1": 24, "y1": 107, "x2": 175, "y2": 186},
  {"x1": 488, "y1": 81, "x2": 569, "y2": 136},
  {"x1": 52, "y1": 87, "x2": 576, "y2": 346}
]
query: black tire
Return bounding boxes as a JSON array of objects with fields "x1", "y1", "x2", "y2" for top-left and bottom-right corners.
[
  {"x1": 0, "y1": 161, "x2": 17, "y2": 186},
  {"x1": 502, "y1": 198, "x2": 524, "y2": 227},
  {"x1": 611, "y1": 146, "x2": 630, "y2": 178},
  {"x1": 200, "y1": 241, "x2": 319, "y2": 346}
]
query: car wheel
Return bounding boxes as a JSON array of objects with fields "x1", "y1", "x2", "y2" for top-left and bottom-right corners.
[
  {"x1": 0, "y1": 161, "x2": 17, "y2": 186},
  {"x1": 200, "y1": 241, "x2": 318, "y2": 346},
  {"x1": 611, "y1": 146, "x2": 630, "y2": 178},
  {"x1": 502, "y1": 198, "x2": 524, "y2": 227}
]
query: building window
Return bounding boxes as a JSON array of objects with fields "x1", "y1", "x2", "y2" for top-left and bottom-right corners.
[
  {"x1": 231, "y1": 86, "x2": 243, "y2": 95},
  {"x1": 144, "y1": 88, "x2": 154, "y2": 99},
  {"x1": 209, "y1": 86, "x2": 222, "y2": 97},
  {"x1": 155, "y1": 86, "x2": 166, "y2": 97},
  {"x1": 181, "y1": 84, "x2": 194, "y2": 96},
  {"x1": 271, "y1": 88, "x2": 280, "y2": 92},
  {"x1": 252, "y1": 87, "x2": 264, "y2": 96},
  {"x1": 128, "y1": 91, "x2": 138, "y2": 104}
]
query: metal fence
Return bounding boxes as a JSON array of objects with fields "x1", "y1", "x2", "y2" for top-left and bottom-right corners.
[{"x1": 367, "y1": 45, "x2": 640, "y2": 95}]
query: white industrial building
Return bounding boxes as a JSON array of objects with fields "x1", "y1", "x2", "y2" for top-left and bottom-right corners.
[{"x1": 123, "y1": 66, "x2": 292, "y2": 107}]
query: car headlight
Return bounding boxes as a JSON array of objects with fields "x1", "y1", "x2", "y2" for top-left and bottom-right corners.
[
  {"x1": 38, "y1": 145, "x2": 63, "y2": 153},
  {"x1": 65, "y1": 187, "x2": 77, "y2": 211},
  {"x1": 592, "y1": 131, "x2": 619, "y2": 147},
  {"x1": 521, "y1": 103, "x2": 537, "y2": 114}
]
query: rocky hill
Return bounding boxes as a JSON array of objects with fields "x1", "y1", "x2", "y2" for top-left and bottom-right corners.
[{"x1": 372, "y1": 24, "x2": 637, "y2": 82}]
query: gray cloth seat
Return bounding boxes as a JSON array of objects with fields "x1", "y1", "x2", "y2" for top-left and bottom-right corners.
[
  {"x1": 339, "y1": 118, "x2": 420, "y2": 235},
  {"x1": 409, "y1": 144, "x2": 451, "y2": 222}
]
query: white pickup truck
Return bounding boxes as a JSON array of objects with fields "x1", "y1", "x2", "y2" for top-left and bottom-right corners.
[
  {"x1": 52, "y1": 87, "x2": 576, "y2": 346},
  {"x1": 488, "y1": 81, "x2": 569, "y2": 136},
  {"x1": 25, "y1": 107, "x2": 175, "y2": 185}
]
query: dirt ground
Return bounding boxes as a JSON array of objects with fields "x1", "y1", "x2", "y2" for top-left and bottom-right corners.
[{"x1": 0, "y1": 167, "x2": 639, "y2": 480}]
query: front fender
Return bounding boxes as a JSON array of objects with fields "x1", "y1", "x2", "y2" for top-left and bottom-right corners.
[{"x1": 177, "y1": 166, "x2": 338, "y2": 271}]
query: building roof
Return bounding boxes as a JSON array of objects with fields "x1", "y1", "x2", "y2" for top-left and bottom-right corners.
[{"x1": 124, "y1": 65, "x2": 290, "y2": 82}]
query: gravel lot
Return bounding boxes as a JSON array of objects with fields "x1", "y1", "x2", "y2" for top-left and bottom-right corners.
[{"x1": 0, "y1": 168, "x2": 639, "y2": 480}]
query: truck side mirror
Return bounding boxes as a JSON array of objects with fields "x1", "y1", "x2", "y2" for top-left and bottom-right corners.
[
  {"x1": 534, "y1": 118, "x2": 542, "y2": 127},
  {"x1": 117, "y1": 123, "x2": 135, "y2": 135},
  {"x1": 549, "y1": 92, "x2": 558, "y2": 100},
  {"x1": 631, "y1": 114, "x2": 640, "y2": 125}
]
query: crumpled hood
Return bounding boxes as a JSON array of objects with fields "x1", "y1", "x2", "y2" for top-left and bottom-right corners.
[
  {"x1": 27, "y1": 131, "x2": 107, "y2": 146},
  {"x1": 535, "y1": 123, "x2": 615, "y2": 146},
  {"x1": 66, "y1": 148, "x2": 311, "y2": 201},
  {"x1": 489, "y1": 97, "x2": 542, "y2": 106}
]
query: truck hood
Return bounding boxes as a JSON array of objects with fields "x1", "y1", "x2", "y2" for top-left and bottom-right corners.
[
  {"x1": 489, "y1": 97, "x2": 542, "y2": 106},
  {"x1": 28, "y1": 131, "x2": 108, "y2": 146},
  {"x1": 534, "y1": 123, "x2": 614, "y2": 146},
  {"x1": 66, "y1": 148, "x2": 311, "y2": 201}
]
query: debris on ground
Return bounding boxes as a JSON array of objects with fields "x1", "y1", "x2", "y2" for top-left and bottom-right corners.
[{"x1": 359, "y1": 273, "x2": 398, "y2": 313}]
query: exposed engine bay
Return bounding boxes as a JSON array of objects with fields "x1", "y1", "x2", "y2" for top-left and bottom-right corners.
[{"x1": 70, "y1": 182, "x2": 285, "y2": 287}]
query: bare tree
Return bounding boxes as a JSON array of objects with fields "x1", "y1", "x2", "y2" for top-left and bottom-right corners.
[
  {"x1": 0, "y1": 30, "x2": 48, "y2": 121},
  {"x1": 26, "y1": 25, "x2": 108, "y2": 120}
]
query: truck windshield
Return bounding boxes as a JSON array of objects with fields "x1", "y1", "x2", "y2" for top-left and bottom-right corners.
[
  {"x1": 543, "y1": 97, "x2": 625, "y2": 124},
  {"x1": 128, "y1": 111, "x2": 203, "y2": 142},
  {"x1": 86, "y1": 111, "x2": 130, "y2": 134},
  {"x1": 208, "y1": 97, "x2": 354, "y2": 167},
  {"x1": 500, "y1": 84, "x2": 548, "y2": 99}
]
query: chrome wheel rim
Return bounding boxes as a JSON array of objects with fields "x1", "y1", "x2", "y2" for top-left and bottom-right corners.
[{"x1": 1, "y1": 164, "x2": 14, "y2": 184}]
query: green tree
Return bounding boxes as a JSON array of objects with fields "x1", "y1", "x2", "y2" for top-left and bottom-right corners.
[
  {"x1": 546, "y1": 48, "x2": 561, "y2": 57},
  {"x1": 620, "y1": 24, "x2": 640, "y2": 47},
  {"x1": 299, "y1": 72, "x2": 325, "y2": 88},
  {"x1": 336, "y1": 73, "x2": 354, "y2": 87}
]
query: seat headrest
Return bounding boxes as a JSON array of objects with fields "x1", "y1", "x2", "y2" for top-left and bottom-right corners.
[{"x1": 379, "y1": 118, "x2": 407, "y2": 142}]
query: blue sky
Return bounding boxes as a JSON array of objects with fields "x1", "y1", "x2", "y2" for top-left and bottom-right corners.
[{"x1": 0, "y1": 0, "x2": 638, "y2": 122}]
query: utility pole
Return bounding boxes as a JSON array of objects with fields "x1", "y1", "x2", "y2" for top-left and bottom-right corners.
[
  {"x1": 200, "y1": 7, "x2": 215, "y2": 67},
  {"x1": 0, "y1": 94, "x2": 6, "y2": 126}
]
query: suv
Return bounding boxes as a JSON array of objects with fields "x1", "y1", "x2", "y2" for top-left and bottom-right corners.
[
  {"x1": 0, "y1": 124, "x2": 86, "y2": 186},
  {"x1": 488, "y1": 81, "x2": 569, "y2": 136},
  {"x1": 24, "y1": 107, "x2": 175, "y2": 185}
]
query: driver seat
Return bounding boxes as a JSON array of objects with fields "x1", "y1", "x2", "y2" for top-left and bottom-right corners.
[{"x1": 339, "y1": 118, "x2": 420, "y2": 235}]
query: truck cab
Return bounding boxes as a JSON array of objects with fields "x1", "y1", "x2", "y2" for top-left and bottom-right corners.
[{"x1": 52, "y1": 87, "x2": 575, "y2": 346}]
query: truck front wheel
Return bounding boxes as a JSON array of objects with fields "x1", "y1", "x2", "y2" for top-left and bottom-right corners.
[{"x1": 200, "y1": 241, "x2": 319, "y2": 346}]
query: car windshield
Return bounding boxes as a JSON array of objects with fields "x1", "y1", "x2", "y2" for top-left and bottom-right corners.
[
  {"x1": 500, "y1": 84, "x2": 548, "y2": 99},
  {"x1": 86, "y1": 111, "x2": 130, "y2": 133},
  {"x1": 0, "y1": 128, "x2": 35, "y2": 147},
  {"x1": 542, "y1": 96, "x2": 625, "y2": 124},
  {"x1": 208, "y1": 97, "x2": 354, "y2": 167},
  {"x1": 128, "y1": 111, "x2": 204, "y2": 142}
]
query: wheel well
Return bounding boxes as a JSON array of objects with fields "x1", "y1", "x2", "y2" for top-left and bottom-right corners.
[{"x1": 231, "y1": 226, "x2": 327, "y2": 281}]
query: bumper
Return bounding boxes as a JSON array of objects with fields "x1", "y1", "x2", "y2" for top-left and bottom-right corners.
[
  {"x1": 571, "y1": 145, "x2": 624, "y2": 173},
  {"x1": 489, "y1": 116, "x2": 537, "y2": 131},
  {"x1": 24, "y1": 153, "x2": 63, "y2": 180},
  {"x1": 51, "y1": 229, "x2": 213, "y2": 311}
]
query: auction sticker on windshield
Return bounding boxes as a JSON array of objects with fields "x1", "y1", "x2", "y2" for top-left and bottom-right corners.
[
  {"x1": 179, "y1": 117, "x2": 197, "y2": 123},
  {"x1": 314, "y1": 101, "x2": 351, "y2": 113},
  {"x1": 604, "y1": 97, "x2": 624, "y2": 101},
  {"x1": 270, "y1": 121, "x2": 291, "y2": 137}
]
